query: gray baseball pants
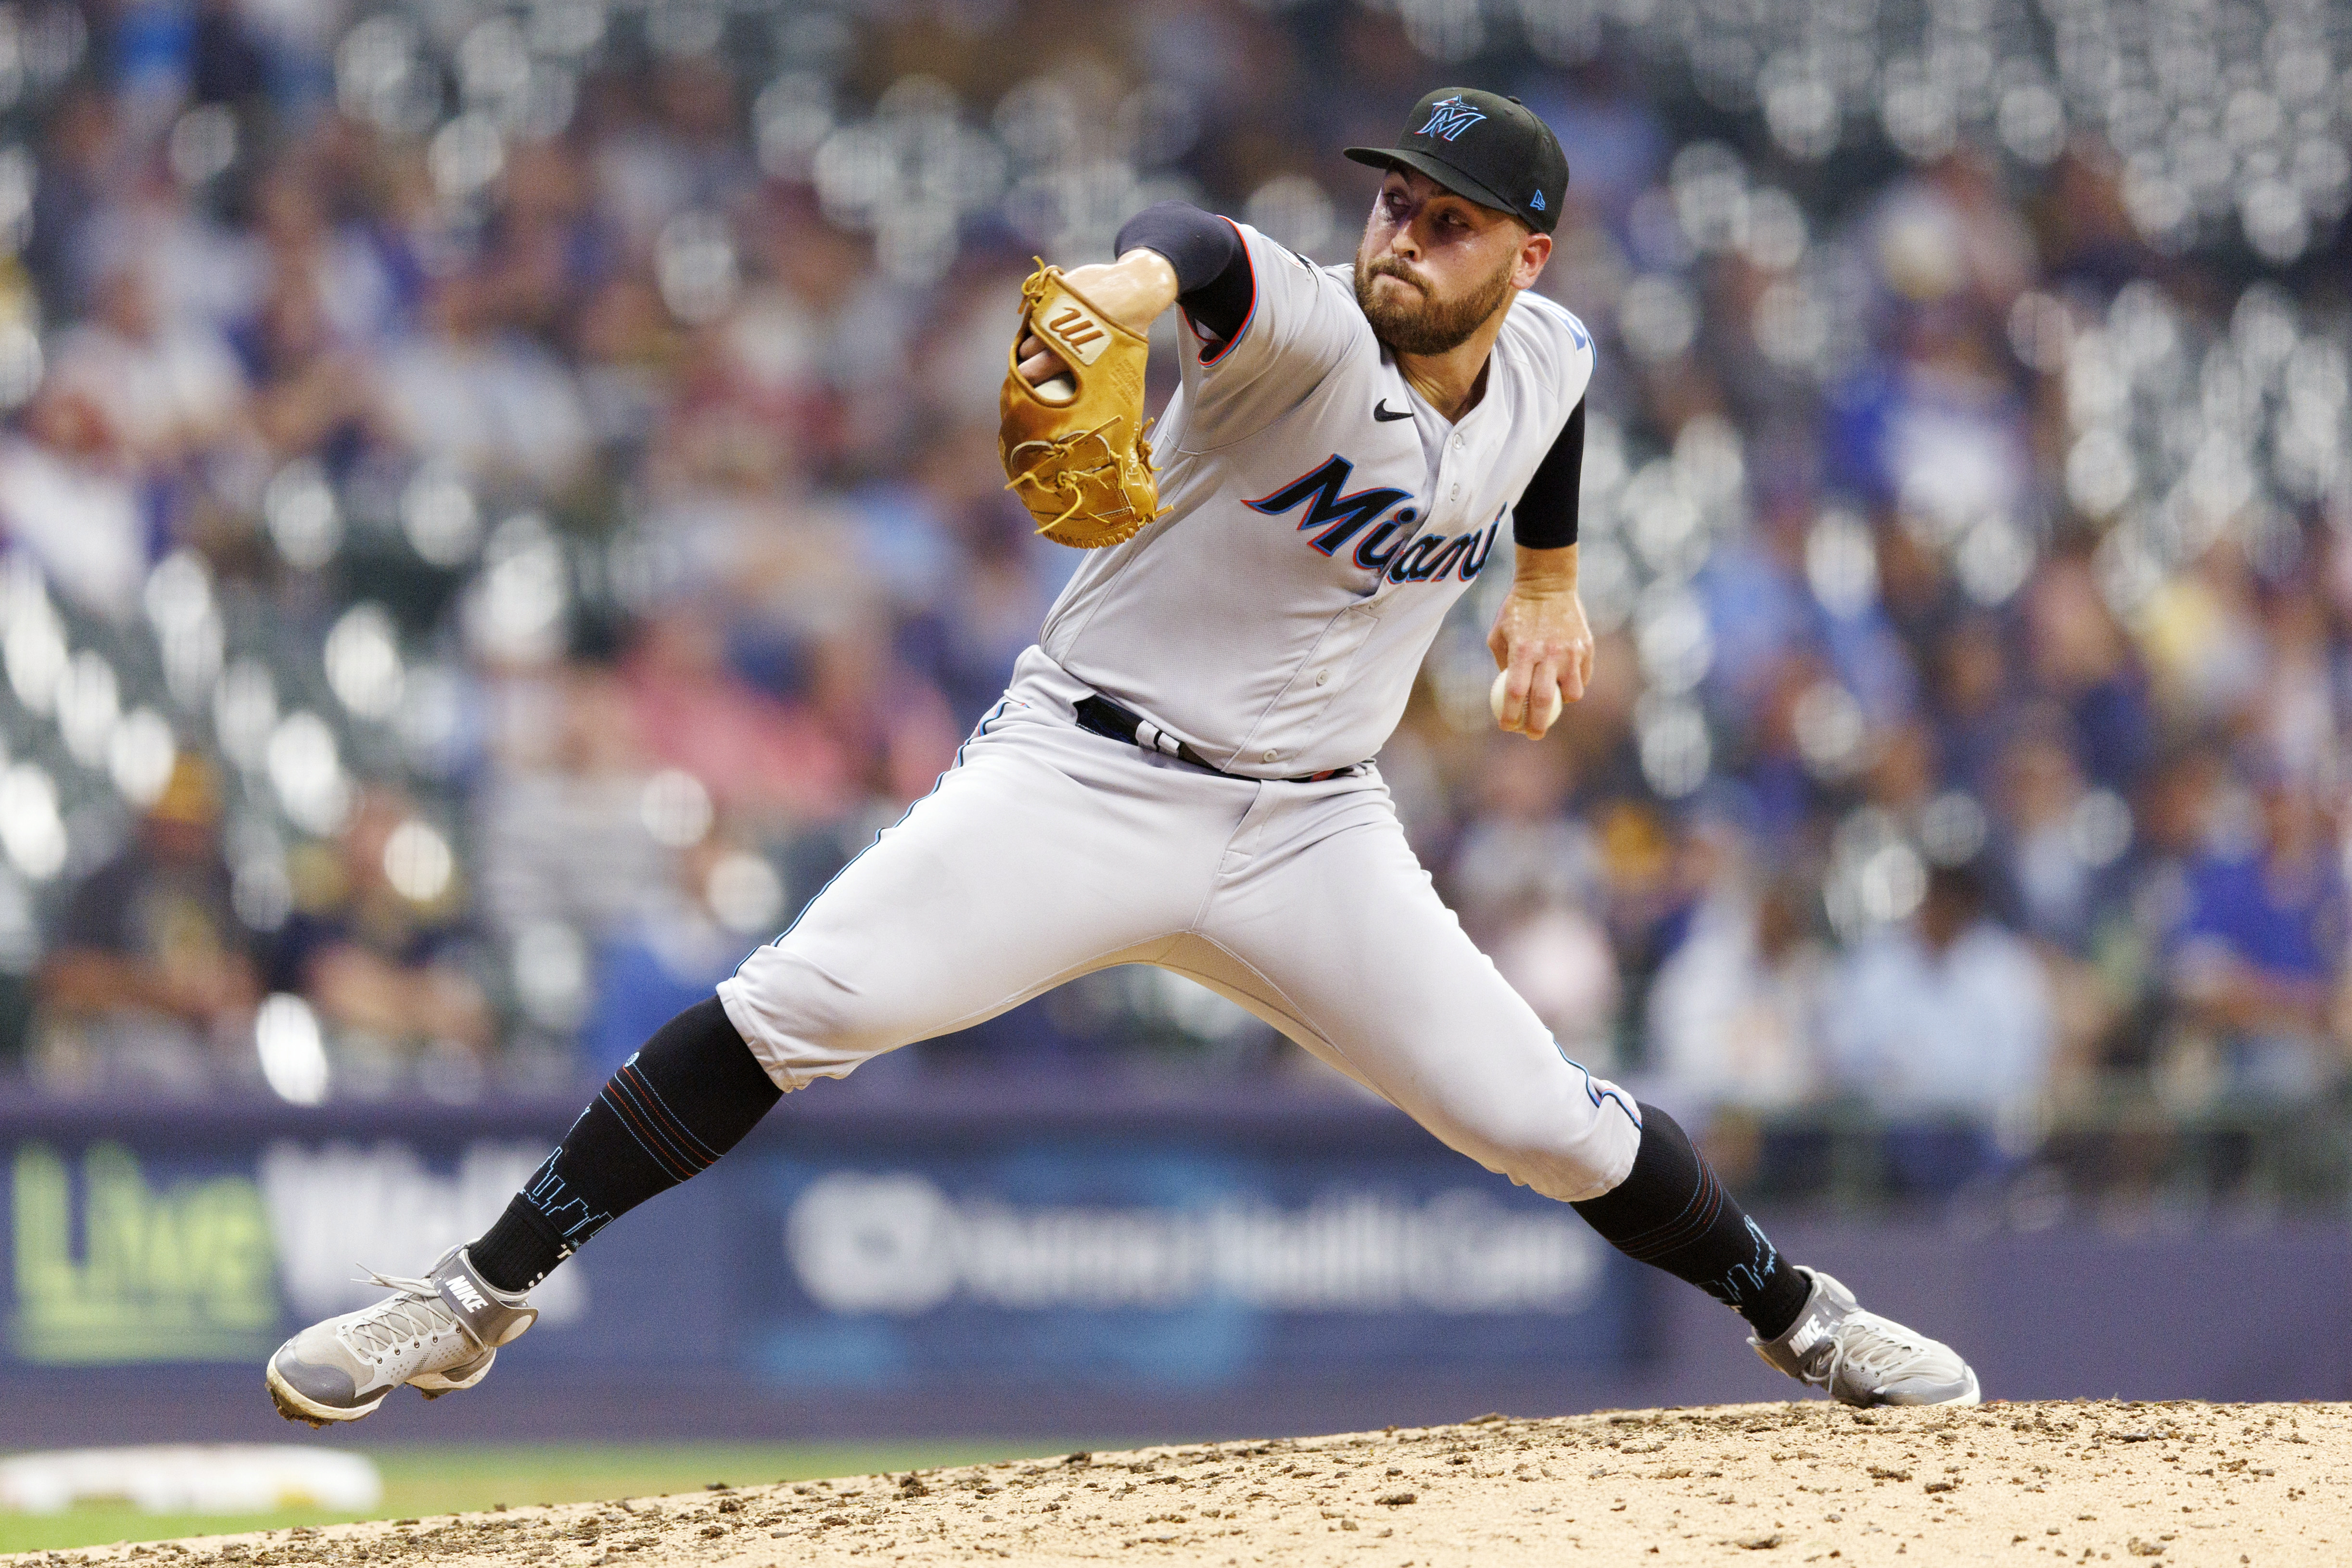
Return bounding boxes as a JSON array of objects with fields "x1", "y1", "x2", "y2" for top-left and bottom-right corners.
[{"x1": 717, "y1": 653, "x2": 1642, "y2": 1204}]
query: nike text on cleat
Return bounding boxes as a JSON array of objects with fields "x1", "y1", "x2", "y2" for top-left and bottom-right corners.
[
  {"x1": 1749, "y1": 1266, "x2": 1980, "y2": 1408},
  {"x1": 266, "y1": 1246, "x2": 537, "y2": 1426}
]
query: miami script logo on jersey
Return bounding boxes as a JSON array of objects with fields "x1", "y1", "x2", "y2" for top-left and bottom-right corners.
[
  {"x1": 1418, "y1": 96, "x2": 1487, "y2": 141},
  {"x1": 1246, "y1": 455, "x2": 1499, "y2": 585}
]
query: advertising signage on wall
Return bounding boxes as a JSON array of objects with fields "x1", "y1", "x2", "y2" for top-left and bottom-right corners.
[
  {"x1": 11, "y1": 1143, "x2": 278, "y2": 1365},
  {"x1": 0, "y1": 1103, "x2": 1641, "y2": 1394},
  {"x1": 748, "y1": 1157, "x2": 1631, "y2": 1391}
]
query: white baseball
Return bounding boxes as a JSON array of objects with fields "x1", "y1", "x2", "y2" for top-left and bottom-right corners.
[
  {"x1": 1490, "y1": 669, "x2": 1564, "y2": 732},
  {"x1": 1036, "y1": 373, "x2": 1077, "y2": 403}
]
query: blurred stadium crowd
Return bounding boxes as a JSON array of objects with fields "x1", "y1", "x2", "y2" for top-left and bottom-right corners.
[{"x1": 0, "y1": 0, "x2": 2346, "y2": 1205}]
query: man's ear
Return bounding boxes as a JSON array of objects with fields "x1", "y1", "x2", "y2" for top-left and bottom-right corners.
[{"x1": 1512, "y1": 229, "x2": 1553, "y2": 291}]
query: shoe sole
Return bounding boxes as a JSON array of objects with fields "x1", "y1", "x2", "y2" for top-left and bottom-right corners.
[
  {"x1": 1845, "y1": 1367, "x2": 1982, "y2": 1409},
  {"x1": 414, "y1": 1350, "x2": 496, "y2": 1399},
  {"x1": 266, "y1": 1362, "x2": 388, "y2": 1428}
]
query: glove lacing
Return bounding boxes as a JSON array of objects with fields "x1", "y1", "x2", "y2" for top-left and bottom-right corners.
[{"x1": 1004, "y1": 424, "x2": 1160, "y2": 539}]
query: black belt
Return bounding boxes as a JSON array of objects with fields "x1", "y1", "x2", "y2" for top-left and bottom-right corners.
[{"x1": 1073, "y1": 694, "x2": 1364, "y2": 784}]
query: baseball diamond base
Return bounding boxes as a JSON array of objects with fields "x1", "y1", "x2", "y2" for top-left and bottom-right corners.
[{"x1": 13, "y1": 1401, "x2": 2343, "y2": 1568}]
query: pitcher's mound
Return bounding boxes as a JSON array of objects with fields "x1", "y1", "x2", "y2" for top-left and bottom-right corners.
[{"x1": 16, "y1": 1401, "x2": 2346, "y2": 1567}]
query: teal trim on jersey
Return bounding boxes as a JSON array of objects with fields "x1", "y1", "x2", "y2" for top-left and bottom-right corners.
[
  {"x1": 1554, "y1": 1037, "x2": 1643, "y2": 1131},
  {"x1": 1515, "y1": 291, "x2": 1591, "y2": 351}
]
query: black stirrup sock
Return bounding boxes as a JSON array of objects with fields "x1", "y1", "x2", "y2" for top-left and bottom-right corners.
[
  {"x1": 469, "y1": 997, "x2": 782, "y2": 1292},
  {"x1": 1571, "y1": 1103, "x2": 1812, "y2": 1340}
]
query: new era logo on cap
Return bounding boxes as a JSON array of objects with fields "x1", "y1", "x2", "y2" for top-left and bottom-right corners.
[{"x1": 1417, "y1": 95, "x2": 1487, "y2": 141}]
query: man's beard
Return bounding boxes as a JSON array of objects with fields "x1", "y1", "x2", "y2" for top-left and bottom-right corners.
[{"x1": 1353, "y1": 248, "x2": 1515, "y2": 355}]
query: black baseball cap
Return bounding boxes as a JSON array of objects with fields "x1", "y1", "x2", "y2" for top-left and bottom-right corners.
[{"x1": 1345, "y1": 88, "x2": 1569, "y2": 235}]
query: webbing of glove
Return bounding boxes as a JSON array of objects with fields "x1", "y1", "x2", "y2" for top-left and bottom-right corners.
[{"x1": 998, "y1": 262, "x2": 1165, "y2": 549}]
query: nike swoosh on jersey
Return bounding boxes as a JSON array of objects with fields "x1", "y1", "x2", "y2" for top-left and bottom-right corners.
[{"x1": 1373, "y1": 399, "x2": 1413, "y2": 421}]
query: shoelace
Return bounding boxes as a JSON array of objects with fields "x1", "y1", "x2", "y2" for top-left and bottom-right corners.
[
  {"x1": 1825, "y1": 1311, "x2": 1948, "y2": 1389},
  {"x1": 341, "y1": 1269, "x2": 455, "y2": 1358}
]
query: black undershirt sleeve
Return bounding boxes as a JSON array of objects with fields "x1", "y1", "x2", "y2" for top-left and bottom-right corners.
[
  {"x1": 1114, "y1": 200, "x2": 1253, "y2": 345},
  {"x1": 1513, "y1": 398, "x2": 1584, "y2": 549}
]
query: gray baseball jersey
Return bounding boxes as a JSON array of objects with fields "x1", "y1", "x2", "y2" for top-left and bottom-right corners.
[
  {"x1": 719, "y1": 219, "x2": 1641, "y2": 1210},
  {"x1": 1040, "y1": 220, "x2": 1596, "y2": 778}
]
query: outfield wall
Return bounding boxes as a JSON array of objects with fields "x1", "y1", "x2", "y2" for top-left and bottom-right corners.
[{"x1": 1, "y1": 1085, "x2": 2345, "y2": 1450}]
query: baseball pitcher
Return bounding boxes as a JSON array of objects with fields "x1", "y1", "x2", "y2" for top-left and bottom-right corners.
[{"x1": 267, "y1": 89, "x2": 1978, "y2": 1424}]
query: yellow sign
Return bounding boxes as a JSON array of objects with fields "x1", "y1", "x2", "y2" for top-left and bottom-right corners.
[{"x1": 10, "y1": 1143, "x2": 279, "y2": 1364}]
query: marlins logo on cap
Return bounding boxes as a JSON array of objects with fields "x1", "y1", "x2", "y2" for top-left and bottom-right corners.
[{"x1": 1417, "y1": 95, "x2": 1487, "y2": 141}]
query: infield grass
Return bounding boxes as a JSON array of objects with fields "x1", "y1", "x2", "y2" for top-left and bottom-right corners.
[{"x1": 0, "y1": 1441, "x2": 1066, "y2": 1555}]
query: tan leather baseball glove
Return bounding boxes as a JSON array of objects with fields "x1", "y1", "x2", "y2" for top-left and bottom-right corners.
[{"x1": 999, "y1": 262, "x2": 1164, "y2": 549}]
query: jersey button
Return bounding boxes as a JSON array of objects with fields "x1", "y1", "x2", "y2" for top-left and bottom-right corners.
[
  {"x1": 1262, "y1": 750, "x2": 1278, "y2": 763},
  {"x1": 1315, "y1": 670, "x2": 1329, "y2": 686}
]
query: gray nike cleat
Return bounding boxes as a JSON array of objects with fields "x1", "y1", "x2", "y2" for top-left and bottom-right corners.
[
  {"x1": 266, "y1": 1246, "x2": 537, "y2": 1427},
  {"x1": 1750, "y1": 1266, "x2": 1981, "y2": 1408}
]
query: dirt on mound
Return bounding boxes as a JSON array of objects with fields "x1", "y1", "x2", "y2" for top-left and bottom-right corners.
[{"x1": 11, "y1": 1401, "x2": 2346, "y2": 1568}]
